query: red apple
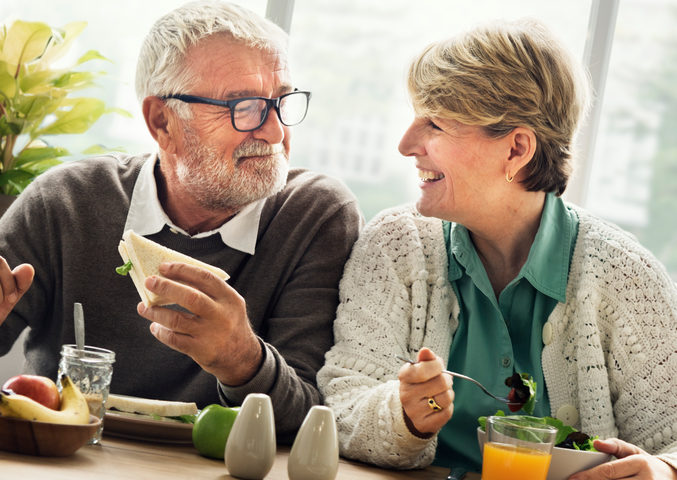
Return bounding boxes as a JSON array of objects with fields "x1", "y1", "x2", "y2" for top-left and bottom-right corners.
[{"x1": 2, "y1": 374, "x2": 61, "y2": 410}]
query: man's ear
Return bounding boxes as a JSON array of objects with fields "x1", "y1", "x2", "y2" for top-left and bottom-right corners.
[
  {"x1": 142, "y1": 96, "x2": 178, "y2": 153},
  {"x1": 505, "y1": 127, "x2": 537, "y2": 181}
]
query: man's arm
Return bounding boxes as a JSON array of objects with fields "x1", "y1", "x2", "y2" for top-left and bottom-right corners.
[
  {"x1": 138, "y1": 198, "x2": 362, "y2": 440},
  {"x1": 218, "y1": 200, "x2": 362, "y2": 440}
]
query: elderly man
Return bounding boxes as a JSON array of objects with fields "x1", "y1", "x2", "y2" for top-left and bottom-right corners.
[{"x1": 0, "y1": 1, "x2": 361, "y2": 440}]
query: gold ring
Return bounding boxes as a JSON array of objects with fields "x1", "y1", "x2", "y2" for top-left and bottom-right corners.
[{"x1": 427, "y1": 397, "x2": 442, "y2": 411}]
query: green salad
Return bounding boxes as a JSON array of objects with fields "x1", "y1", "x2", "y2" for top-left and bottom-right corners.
[
  {"x1": 478, "y1": 410, "x2": 598, "y2": 451},
  {"x1": 479, "y1": 374, "x2": 598, "y2": 451}
]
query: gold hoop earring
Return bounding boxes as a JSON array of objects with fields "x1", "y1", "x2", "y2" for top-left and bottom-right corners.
[{"x1": 506, "y1": 172, "x2": 514, "y2": 183}]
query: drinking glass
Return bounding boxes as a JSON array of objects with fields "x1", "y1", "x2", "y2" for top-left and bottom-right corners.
[
  {"x1": 58, "y1": 344, "x2": 115, "y2": 445},
  {"x1": 482, "y1": 415, "x2": 558, "y2": 480}
]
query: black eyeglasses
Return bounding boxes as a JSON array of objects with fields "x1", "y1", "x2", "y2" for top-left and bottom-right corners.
[{"x1": 161, "y1": 89, "x2": 311, "y2": 132}]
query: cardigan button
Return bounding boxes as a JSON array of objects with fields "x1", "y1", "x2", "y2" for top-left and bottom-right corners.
[
  {"x1": 556, "y1": 404, "x2": 579, "y2": 426},
  {"x1": 542, "y1": 322, "x2": 553, "y2": 345}
]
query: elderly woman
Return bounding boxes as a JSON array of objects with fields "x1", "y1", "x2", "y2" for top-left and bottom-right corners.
[{"x1": 317, "y1": 19, "x2": 677, "y2": 479}]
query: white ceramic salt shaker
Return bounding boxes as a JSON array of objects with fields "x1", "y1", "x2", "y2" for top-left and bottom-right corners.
[
  {"x1": 287, "y1": 405, "x2": 339, "y2": 480},
  {"x1": 224, "y1": 393, "x2": 276, "y2": 479}
]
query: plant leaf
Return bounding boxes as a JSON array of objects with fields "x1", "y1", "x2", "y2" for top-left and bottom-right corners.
[
  {"x1": 19, "y1": 69, "x2": 56, "y2": 93},
  {"x1": 22, "y1": 157, "x2": 63, "y2": 175},
  {"x1": 105, "y1": 106, "x2": 133, "y2": 118},
  {"x1": 37, "y1": 21, "x2": 87, "y2": 66},
  {"x1": 0, "y1": 116, "x2": 22, "y2": 136},
  {"x1": 14, "y1": 146, "x2": 68, "y2": 167},
  {"x1": 37, "y1": 97, "x2": 105, "y2": 135},
  {"x1": 0, "y1": 168, "x2": 34, "y2": 192},
  {"x1": 0, "y1": 66, "x2": 16, "y2": 97},
  {"x1": 2, "y1": 21, "x2": 52, "y2": 70},
  {"x1": 53, "y1": 71, "x2": 97, "y2": 90},
  {"x1": 77, "y1": 49, "x2": 110, "y2": 65},
  {"x1": 81, "y1": 144, "x2": 127, "y2": 154},
  {"x1": 15, "y1": 93, "x2": 64, "y2": 135}
]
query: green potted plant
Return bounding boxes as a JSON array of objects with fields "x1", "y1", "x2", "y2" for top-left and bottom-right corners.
[{"x1": 0, "y1": 19, "x2": 128, "y2": 213}]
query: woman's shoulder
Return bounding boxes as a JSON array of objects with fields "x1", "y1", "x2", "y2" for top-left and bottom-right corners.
[
  {"x1": 572, "y1": 204, "x2": 656, "y2": 260},
  {"x1": 568, "y1": 203, "x2": 675, "y2": 290},
  {"x1": 346, "y1": 203, "x2": 447, "y2": 272},
  {"x1": 362, "y1": 204, "x2": 440, "y2": 238}
]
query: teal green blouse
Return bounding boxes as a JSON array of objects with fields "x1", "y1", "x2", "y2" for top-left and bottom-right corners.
[{"x1": 434, "y1": 193, "x2": 579, "y2": 475}]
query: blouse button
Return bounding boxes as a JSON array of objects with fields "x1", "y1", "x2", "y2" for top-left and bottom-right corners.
[
  {"x1": 501, "y1": 357, "x2": 512, "y2": 368},
  {"x1": 542, "y1": 322, "x2": 553, "y2": 345},
  {"x1": 556, "y1": 404, "x2": 579, "y2": 426}
]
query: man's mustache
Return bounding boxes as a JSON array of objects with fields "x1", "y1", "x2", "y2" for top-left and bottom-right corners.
[{"x1": 233, "y1": 141, "x2": 285, "y2": 164}]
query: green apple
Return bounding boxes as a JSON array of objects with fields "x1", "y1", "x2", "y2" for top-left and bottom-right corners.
[{"x1": 192, "y1": 404, "x2": 240, "y2": 459}]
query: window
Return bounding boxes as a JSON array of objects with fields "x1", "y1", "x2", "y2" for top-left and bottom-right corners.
[
  {"x1": 585, "y1": 0, "x2": 677, "y2": 279},
  {"x1": 4, "y1": 0, "x2": 676, "y2": 279},
  {"x1": 288, "y1": 0, "x2": 592, "y2": 220},
  {"x1": 0, "y1": 0, "x2": 267, "y2": 156}
]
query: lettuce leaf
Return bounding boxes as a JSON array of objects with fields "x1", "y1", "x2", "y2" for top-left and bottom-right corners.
[{"x1": 115, "y1": 260, "x2": 133, "y2": 275}]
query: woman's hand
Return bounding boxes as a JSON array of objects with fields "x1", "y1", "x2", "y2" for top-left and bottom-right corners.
[
  {"x1": 570, "y1": 438, "x2": 677, "y2": 480},
  {"x1": 398, "y1": 347, "x2": 454, "y2": 437},
  {"x1": 0, "y1": 256, "x2": 34, "y2": 324}
]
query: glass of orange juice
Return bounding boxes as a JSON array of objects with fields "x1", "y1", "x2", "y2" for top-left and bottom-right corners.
[{"x1": 482, "y1": 415, "x2": 558, "y2": 480}]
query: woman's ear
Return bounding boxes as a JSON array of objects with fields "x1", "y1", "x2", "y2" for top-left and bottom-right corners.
[
  {"x1": 142, "y1": 96, "x2": 178, "y2": 153},
  {"x1": 505, "y1": 127, "x2": 537, "y2": 181}
]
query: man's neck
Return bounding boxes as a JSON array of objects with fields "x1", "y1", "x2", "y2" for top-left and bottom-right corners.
[{"x1": 154, "y1": 160, "x2": 238, "y2": 235}]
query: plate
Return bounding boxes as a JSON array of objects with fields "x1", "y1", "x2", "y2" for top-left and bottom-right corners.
[{"x1": 103, "y1": 410, "x2": 194, "y2": 444}]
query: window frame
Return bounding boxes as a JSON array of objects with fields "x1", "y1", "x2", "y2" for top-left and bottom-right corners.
[{"x1": 264, "y1": 0, "x2": 621, "y2": 208}]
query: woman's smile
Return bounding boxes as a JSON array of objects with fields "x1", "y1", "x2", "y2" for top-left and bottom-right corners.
[{"x1": 418, "y1": 168, "x2": 445, "y2": 184}]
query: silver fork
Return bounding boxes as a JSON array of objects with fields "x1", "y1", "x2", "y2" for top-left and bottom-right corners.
[{"x1": 395, "y1": 355, "x2": 520, "y2": 408}]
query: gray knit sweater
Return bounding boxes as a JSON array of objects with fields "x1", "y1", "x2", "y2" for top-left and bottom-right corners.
[{"x1": 0, "y1": 153, "x2": 362, "y2": 440}]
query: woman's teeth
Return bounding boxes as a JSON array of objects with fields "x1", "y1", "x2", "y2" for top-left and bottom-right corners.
[{"x1": 418, "y1": 169, "x2": 445, "y2": 182}]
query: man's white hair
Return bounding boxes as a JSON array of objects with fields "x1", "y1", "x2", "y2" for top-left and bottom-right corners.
[{"x1": 135, "y1": 0, "x2": 289, "y2": 113}]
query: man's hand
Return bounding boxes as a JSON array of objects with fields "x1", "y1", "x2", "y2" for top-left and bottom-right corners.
[
  {"x1": 398, "y1": 347, "x2": 454, "y2": 437},
  {"x1": 570, "y1": 438, "x2": 677, "y2": 480},
  {"x1": 136, "y1": 261, "x2": 263, "y2": 386},
  {"x1": 0, "y1": 256, "x2": 34, "y2": 324}
]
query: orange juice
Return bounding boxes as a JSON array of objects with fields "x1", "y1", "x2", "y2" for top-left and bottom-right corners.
[{"x1": 482, "y1": 442, "x2": 552, "y2": 480}]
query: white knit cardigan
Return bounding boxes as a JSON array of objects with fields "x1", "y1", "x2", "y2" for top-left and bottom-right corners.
[{"x1": 317, "y1": 203, "x2": 677, "y2": 471}]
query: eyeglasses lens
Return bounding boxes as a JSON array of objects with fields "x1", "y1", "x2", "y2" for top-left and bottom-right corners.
[
  {"x1": 279, "y1": 93, "x2": 309, "y2": 126},
  {"x1": 231, "y1": 92, "x2": 309, "y2": 131},
  {"x1": 233, "y1": 99, "x2": 266, "y2": 131}
]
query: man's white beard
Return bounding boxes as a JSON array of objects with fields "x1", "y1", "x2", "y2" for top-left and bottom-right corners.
[{"x1": 177, "y1": 128, "x2": 289, "y2": 211}]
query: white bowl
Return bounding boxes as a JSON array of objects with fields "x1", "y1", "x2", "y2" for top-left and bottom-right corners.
[{"x1": 477, "y1": 427, "x2": 612, "y2": 480}]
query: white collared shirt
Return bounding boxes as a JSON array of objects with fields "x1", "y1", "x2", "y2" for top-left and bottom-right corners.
[{"x1": 123, "y1": 154, "x2": 264, "y2": 255}]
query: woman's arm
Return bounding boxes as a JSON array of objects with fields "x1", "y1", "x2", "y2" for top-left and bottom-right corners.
[{"x1": 317, "y1": 210, "x2": 448, "y2": 468}]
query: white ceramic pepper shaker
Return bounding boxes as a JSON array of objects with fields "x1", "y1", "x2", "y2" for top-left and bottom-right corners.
[
  {"x1": 224, "y1": 393, "x2": 276, "y2": 479},
  {"x1": 287, "y1": 405, "x2": 339, "y2": 480}
]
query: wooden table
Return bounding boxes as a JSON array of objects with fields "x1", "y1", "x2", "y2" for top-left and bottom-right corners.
[{"x1": 0, "y1": 433, "x2": 480, "y2": 479}]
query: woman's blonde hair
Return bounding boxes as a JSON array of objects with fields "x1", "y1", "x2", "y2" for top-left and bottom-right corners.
[{"x1": 407, "y1": 19, "x2": 590, "y2": 195}]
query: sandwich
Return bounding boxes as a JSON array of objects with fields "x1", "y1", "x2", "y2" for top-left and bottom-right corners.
[
  {"x1": 116, "y1": 230, "x2": 230, "y2": 307},
  {"x1": 106, "y1": 393, "x2": 198, "y2": 423}
]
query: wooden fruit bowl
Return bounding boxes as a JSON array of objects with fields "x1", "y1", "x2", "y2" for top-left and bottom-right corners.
[{"x1": 0, "y1": 414, "x2": 101, "y2": 456}]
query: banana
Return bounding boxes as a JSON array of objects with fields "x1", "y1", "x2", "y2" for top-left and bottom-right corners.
[{"x1": 0, "y1": 375, "x2": 90, "y2": 425}]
